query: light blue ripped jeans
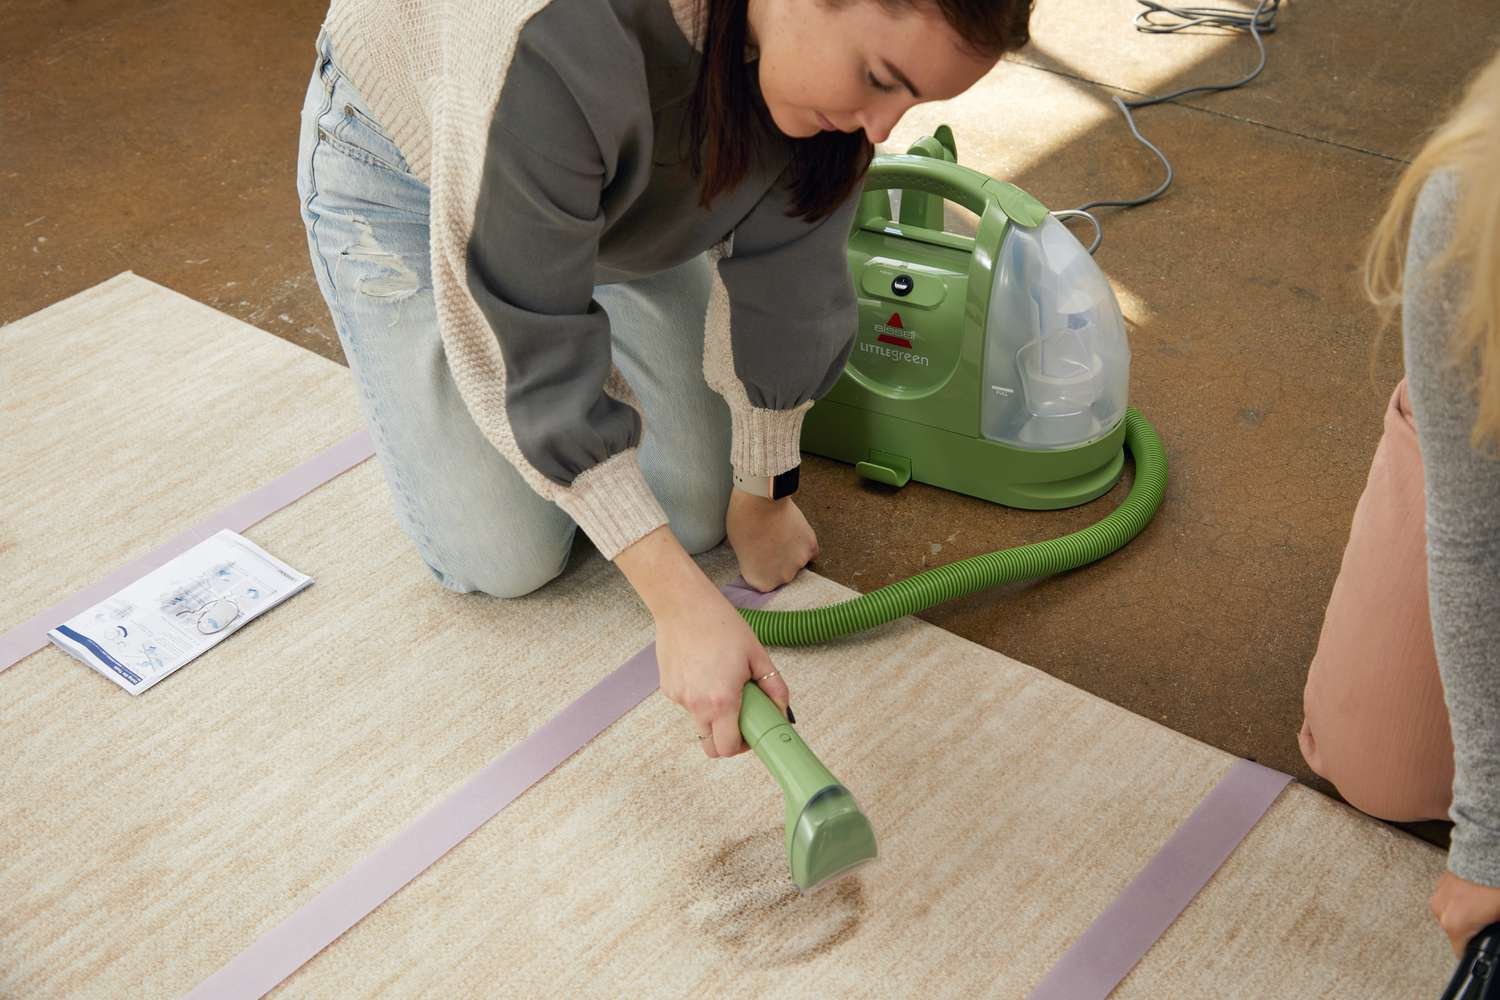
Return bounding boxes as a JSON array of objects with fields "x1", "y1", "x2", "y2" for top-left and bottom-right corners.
[{"x1": 295, "y1": 29, "x2": 733, "y2": 598}]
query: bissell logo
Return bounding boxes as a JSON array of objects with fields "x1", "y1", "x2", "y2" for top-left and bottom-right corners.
[
  {"x1": 874, "y1": 312, "x2": 913, "y2": 348},
  {"x1": 861, "y1": 312, "x2": 930, "y2": 366}
]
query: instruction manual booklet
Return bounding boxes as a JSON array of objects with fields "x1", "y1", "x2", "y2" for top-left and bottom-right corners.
[{"x1": 48, "y1": 529, "x2": 312, "y2": 696}]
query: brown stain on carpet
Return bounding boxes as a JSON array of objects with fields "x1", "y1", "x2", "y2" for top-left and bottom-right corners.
[{"x1": 685, "y1": 828, "x2": 867, "y2": 966}]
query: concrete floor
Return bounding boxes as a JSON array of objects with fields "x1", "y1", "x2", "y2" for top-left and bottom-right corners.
[{"x1": 6, "y1": 1, "x2": 1497, "y2": 837}]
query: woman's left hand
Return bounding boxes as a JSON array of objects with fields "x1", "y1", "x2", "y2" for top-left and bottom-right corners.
[
  {"x1": 725, "y1": 490, "x2": 818, "y2": 592},
  {"x1": 1431, "y1": 870, "x2": 1500, "y2": 957}
]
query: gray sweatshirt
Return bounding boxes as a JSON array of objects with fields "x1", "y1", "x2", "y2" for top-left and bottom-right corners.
[
  {"x1": 322, "y1": 0, "x2": 860, "y2": 559},
  {"x1": 1404, "y1": 170, "x2": 1500, "y2": 883}
]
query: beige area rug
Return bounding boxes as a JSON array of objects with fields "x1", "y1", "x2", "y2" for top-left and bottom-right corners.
[{"x1": 2, "y1": 275, "x2": 1453, "y2": 997}]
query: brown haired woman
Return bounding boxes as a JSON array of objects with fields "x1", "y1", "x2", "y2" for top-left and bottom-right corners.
[
  {"x1": 295, "y1": 0, "x2": 1031, "y2": 759},
  {"x1": 1299, "y1": 46, "x2": 1500, "y2": 956}
]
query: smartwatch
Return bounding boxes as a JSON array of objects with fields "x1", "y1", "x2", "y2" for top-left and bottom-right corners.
[{"x1": 733, "y1": 465, "x2": 800, "y2": 500}]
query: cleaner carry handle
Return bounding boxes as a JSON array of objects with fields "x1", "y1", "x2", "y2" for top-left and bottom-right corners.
[
  {"x1": 852, "y1": 154, "x2": 1049, "y2": 237},
  {"x1": 1441, "y1": 922, "x2": 1500, "y2": 1000},
  {"x1": 892, "y1": 127, "x2": 957, "y2": 232}
]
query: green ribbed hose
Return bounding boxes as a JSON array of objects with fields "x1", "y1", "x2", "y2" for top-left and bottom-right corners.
[{"x1": 740, "y1": 407, "x2": 1167, "y2": 646}]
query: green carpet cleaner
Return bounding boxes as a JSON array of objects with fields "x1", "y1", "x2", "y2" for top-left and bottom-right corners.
[{"x1": 735, "y1": 127, "x2": 1168, "y2": 891}]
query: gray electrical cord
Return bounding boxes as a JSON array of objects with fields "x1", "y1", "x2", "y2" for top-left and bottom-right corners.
[{"x1": 1056, "y1": 0, "x2": 1281, "y2": 253}]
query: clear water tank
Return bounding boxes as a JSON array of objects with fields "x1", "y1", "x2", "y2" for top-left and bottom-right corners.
[{"x1": 980, "y1": 215, "x2": 1130, "y2": 450}]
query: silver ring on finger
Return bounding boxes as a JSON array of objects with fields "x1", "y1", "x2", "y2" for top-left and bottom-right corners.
[{"x1": 754, "y1": 669, "x2": 779, "y2": 682}]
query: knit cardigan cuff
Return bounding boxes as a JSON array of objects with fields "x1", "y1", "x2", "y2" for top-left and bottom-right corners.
[
  {"x1": 728, "y1": 400, "x2": 813, "y2": 479},
  {"x1": 555, "y1": 449, "x2": 670, "y2": 561}
]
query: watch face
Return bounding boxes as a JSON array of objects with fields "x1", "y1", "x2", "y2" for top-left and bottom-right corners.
[{"x1": 772, "y1": 466, "x2": 800, "y2": 499}]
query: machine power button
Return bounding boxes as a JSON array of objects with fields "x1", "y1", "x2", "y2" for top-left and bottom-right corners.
[{"x1": 891, "y1": 274, "x2": 913, "y2": 296}]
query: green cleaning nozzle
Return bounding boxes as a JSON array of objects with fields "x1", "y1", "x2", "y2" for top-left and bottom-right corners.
[{"x1": 739, "y1": 683, "x2": 878, "y2": 892}]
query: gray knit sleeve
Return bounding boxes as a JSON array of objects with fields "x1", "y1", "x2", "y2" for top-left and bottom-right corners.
[
  {"x1": 699, "y1": 174, "x2": 862, "y2": 480},
  {"x1": 467, "y1": 48, "x2": 636, "y2": 489},
  {"x1": 714, "y1": 173, "x2": 862, "y2": 411},
  {"x1": 453, "y1": 32, "x2": 669, "y2": 560},
  {"x1": 1402, "y1": 169, "x2": 1500, "y2": 885}
]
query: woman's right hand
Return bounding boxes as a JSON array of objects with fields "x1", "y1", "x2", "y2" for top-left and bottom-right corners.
[
  {"x1": 615, "y1": 525, "x2": 791, "y2": 759},
  {"x1": 655, "y1": 585, "x2": 791, "y2": 758}
]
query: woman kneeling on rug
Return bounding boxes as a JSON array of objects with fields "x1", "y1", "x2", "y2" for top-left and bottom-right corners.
[{"x1": 297, "y1": 0, "x2": 1031, "y2": 761}]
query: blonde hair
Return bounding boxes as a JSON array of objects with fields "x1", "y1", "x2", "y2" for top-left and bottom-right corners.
[{"x1": 1365, "y1": 46, "x2": 1500, "y2": 450}]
